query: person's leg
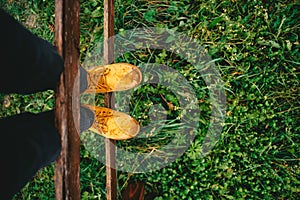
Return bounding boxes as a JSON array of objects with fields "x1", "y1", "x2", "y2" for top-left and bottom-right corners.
[
  {"x1": 0, "y1": 108, "x2": 94, "y2": 199},
  {"x1": 0, "y1": 9, "x2": 64, "y2": 94},
  {"x1": 0, "y1": 111, "x2": 61, "y2": 199}
]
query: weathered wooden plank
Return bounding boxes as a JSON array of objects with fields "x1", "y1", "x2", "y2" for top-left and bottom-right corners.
[
  {"x1": 104, "y1": 0, "x2": 117, "y2": 200},
  {"x1": 54, "y1": 0, "x2": 81, "y2": 199}
]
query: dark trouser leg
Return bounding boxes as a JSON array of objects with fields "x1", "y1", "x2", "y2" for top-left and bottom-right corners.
[
  {"x1": 0, "y1": 111, "x2": 61, "y2": 199},
  {"x1": 0, "y1": 9, "x2": 64, "y2": 94},
  {"x1": 0, "y1": 109, "x2": 93, "y2": 199},
  {"x1": 0, "y1": 9, "x2": 89, "y2": 95}
]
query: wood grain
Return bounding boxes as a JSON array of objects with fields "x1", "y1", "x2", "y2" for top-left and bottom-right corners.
[
  {"x1": 54, "y1": 0, "x2": 81, "y2": 199},
  {"x1": 104, "y1": 0, "x2": 117, "y2": 200}
]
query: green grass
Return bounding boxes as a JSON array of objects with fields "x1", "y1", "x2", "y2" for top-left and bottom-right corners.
[{"x1": 0, "y1": 0, "x2": 299, "y2": 199}]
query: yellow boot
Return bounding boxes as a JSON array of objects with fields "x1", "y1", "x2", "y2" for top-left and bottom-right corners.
[
  {"x1": 84, "y1": 63, "x2": 142, "y2": 93},
  {"x1": 83, "y1": 105, "x2": 140, "y2": 140}
]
